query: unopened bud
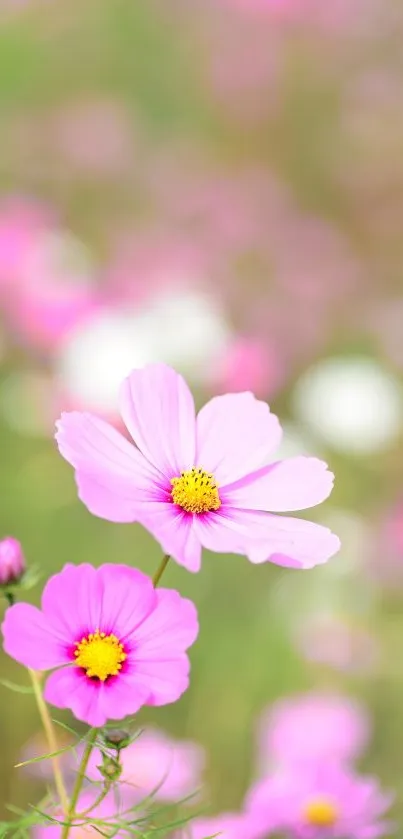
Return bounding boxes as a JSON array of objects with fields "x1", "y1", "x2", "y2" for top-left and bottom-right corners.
[
  {"x1": 102, "y1": 728, "x2": 130, "y2": 751},
  {"x1": 97, "y1": 755, "x2": 122, "y2": 782},
  {"x1": 0, "y1": 538, "x2": 26, "y2": 586}
]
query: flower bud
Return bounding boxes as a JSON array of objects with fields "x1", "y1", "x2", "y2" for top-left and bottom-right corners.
[
  {"x1": 0, "y1": 537, "x2": 25, "y2": 586},
  {"x1": 102, "y1": 728, "x2": 130, "y2": 751}
]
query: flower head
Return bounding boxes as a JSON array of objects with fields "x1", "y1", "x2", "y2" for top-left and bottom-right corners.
[
  {"x1": 0, "y1": 537, "x2": 25, "y2": 586},
  {"x1": 56, "y1": 363, "x2": 340, "y2": 572},
  {"x1": 246, "y1": 764, "x2": 393, "y2": 839},
  {"x1": 256, "y1": 691, "x2": 371, "y2": 772},
  {"x1": 1, "y1": 563, "x2": 198, "y2": 726},
  {"x1": 86, "y1": 727, "x2": 205, "y2": 802}
]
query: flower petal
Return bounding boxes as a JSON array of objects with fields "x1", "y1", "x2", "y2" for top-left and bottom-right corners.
[
  {"x1": 132, "y1": 589, "x2": 199, "y2": 656},
  {"x1": 196, "y1": 393, "x2": 282, "y2": 485},
  {"x1": 120, "y1": 364, "x2": 196, "y2": 476},
  {"x1": 44, "y1": 667, "x2": 150, "y2": 727},
  {"x1": 225, "y1": 457, "x2": 335, "y2": 512},
  {"x1": 2, "y1": 604, "x2": 69, "y2": 670},
  {"x1": 127, "y1": 657, "x2": 191, "y2": 707},
  {"x1": 41, "y1": 564, "x2": 102, "y2": 640},
  {"x1": 56, "y1": 411, "x2": 162, "y2": 523},
  {"x1": 96, "y1": 564, "x2": 156, "y2": 639},
  {"x1": 196, "y1": 508, "x2": 340, "y2": 568},
  {"x1": 136, "y1": 501, "x2": 203, "y2": 572}
]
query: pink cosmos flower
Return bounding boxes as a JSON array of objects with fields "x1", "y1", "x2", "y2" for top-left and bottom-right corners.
[
  {"x1": 86, "y1": 727, "x2": 205, "y2": 802},
  {"x1": 256, "y1": 692, "x2": 370, "y2": 774},
  {"x1": 1, "y1": 563, "x2": 198, "y2": 726},
  {"x1": 247, "y1": 764, "x2": 393, "y2": 839},
  {"x1": 55, "y1": 363, "x2": 340, "y2": 573},
  {"x1": 184, "y1": 812, "x2": 258, "y2": 839},
  {"x1": 0, "y1": 537, "x2": 25, "y2": 586}
]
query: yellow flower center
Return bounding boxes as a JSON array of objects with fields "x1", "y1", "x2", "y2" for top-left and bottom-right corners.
[
  {"x1": 74, "y1": 630, "x2": 126, "y2": 682},
  {"x1": 171, "y1": 467, "x2": 221, "y2": 514},
  {"x1": 303, "y1": 798, "x2": 338, "y2": 827}
]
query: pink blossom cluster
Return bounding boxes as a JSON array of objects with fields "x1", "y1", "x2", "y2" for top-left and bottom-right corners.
[{"x1": 0, "y1": 364, "x2": 393, "y2": 838}]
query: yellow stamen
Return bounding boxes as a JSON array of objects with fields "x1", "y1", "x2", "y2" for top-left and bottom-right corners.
[
  {"x1": 303, "y1": 798, "x2": 338, "y2": 827},
  {"x1": 74, "y1": 630, "x2": 126, "y2": 682},
  {"x1": 171, "y1": 467, "x2": 221, "y2": 514}
]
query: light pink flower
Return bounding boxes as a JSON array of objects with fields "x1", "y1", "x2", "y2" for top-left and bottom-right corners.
[
  {"x1": 177, "y1": 812, "x2": 257, "y2": 839},
  {"x1": 247, "y1": 764, "x2": 393, "y2": 839},
  {"x1": 1, "y1": 563, "x2": 198, "y2": 726},
  {"x1": 256, "y1": 692, "x2": 370, "y2": 773},
  {"x1": 86, "y1": 727, "x2": 205, "y2": 802},
  {"x1": 56, "y1": 363, "x2": 340, "y2": 573},
  {"x1": 210, "y1": 336, "x2": 284, "y2": 399},
  {"x1": 0, "y1": 537, "x2": 25, "y2": 585}
]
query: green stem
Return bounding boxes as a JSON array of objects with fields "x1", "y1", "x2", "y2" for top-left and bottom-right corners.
[
  {"x1": 152, "y1": 554, "x2": 170, "y2": 588},
  {"x1": 28, "y1": 669, "x2": 69, "y2": 814},
  {"x1": 4, "y1": 590, "x2": 15, "y2": 607},
  {"x1": 75, "y1": 782, "x2": 111, "y2": 818},
  {"x1": 61, "y1": 727, "x2": 98, "y2": 839}
]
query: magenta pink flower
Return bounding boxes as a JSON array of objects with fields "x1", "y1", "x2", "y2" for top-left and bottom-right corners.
[
  {"x1": 86, "y1": 727, "x2": 205, "y2": 802},
  {"x1": 0, "y1": 537, "x2": 25, "y2": 586},
  {"x1": 56, "y1": 364, "x2": 339, "y2": 573},
  {"x1": 247, "y1": 764, "x2": 393, "y2": 839},
  {"x1": 1, "y1": 563, "x2": 198, "y2": 726},
  {"x1": 256, "y1": 691, "x2": 371, "y2": 773}
]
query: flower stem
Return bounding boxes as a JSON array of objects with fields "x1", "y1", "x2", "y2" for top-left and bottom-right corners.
[
  {"x1": 152, "y1": 554, "x2": 170, "y2": 588},
  {"x1": 61, "y1": 727, "x2": 98, "y2": 839},
  {"x1": 76, "y1": 782, "x2": 111, "y2": 817},
  {"x1": 28, "y1": 669, "x2": 69, "y2": 814}
]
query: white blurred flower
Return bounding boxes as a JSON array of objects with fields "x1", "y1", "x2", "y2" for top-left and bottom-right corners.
[
  {"x1": 55, "y1": 290, "x2": 232, "y2": 414},
  {"x1": 293, "y1": 356, "x2": 403, "y2": 454}
]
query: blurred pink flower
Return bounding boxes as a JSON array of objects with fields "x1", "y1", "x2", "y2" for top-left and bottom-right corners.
[
  {"x1": 247, "y1": 763, "x2": 393, "y2": 839},
  {"x1": 256, "y1": 691, "x2": 370, "y2": 772},
  {"x1": 50, "y1": 98, "x2": 134, "y2": 178},
  {"x1": 184, "y1": 812, "x2": 258, "y2": 839},
  {"x1": 33, "y1": 789, "x2": 123, "y2": 839},
  {"x1": 0, "y1": 537, "x2": 25, "y2": 586},
  {"x1": 87, "y1": 727, "x2": 205, "y2": 802},
  {"x1": 2, "y1": 563, "x2": 198, "y2": 726},
  {"x1": 56, "y1": 363, "x2": 339, "y2": 573},
  {"x1": 209, "y1": 336, "x2": 284, "y2": 399},
  {"x1": 0, "y1": 197, "x2": 99, "y2": 352},
  {"x1": 0, "y1": 197, "x2": 51, "y2": 290},
  {"x1": 295, "y1": 613, "x2": 379, "y2": 674}
]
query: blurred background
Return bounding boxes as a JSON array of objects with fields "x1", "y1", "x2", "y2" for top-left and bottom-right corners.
[{"x1": 1, "y1": 0, "x2": 403, "y2": 827}]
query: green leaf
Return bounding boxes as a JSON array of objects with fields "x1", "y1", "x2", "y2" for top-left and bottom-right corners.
[
  {"x1": 14, "y1": 744, "x2": 74, "y2": 768},
  {"x1": 0, "y1": 679, "x2": 33, "y2": 694}
]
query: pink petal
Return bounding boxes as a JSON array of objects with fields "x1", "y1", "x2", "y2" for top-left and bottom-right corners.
[
  {"x1": 44, "y1": 668, "x2": 107, "y2": 727},
  {"x1": 132, "y1": 589, "x2": 199, "y2": 656},
  {"x1": 126, "y1": 657, "x2": 191, "y2": 706},
  {"x1": 196, "y1": 392, "x2": 282, "y2": 485},
  {"x1": 248, "y1": 512, "x2": 341, "y2": 568},
  {"x1": 2, "y1": 603, "x2": 69, "y2": 670},
  {"x1": 225, "y1": 457, "x2": 335, "y2": 511},
  {"x1": 120, "y1": 364, "x2": 196, "y2": 476},
  {"x1": 96, "y1": 564, "x2": 156, "y2": 639},
  {"x1": 196, "y1": 509, "x2": 340, "y2": 568},
  {"x1": 41, "y1": 563, "x2": 102, "y2": 641},
  {"x1": 136, "y1": 501, "x2": 203, "y2": 572},
  {"x1": 44, "y1": 667, "x2": 150, "y2": 727},
  {"x1": 56, "y1": 411, "x2": 162, "y2": 523}
]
